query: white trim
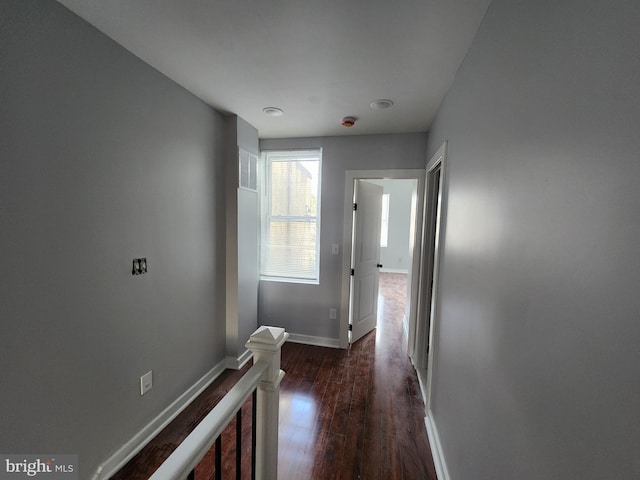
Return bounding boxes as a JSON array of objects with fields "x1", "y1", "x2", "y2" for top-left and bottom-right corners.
[
  {"x1": 415, "y1": 367, "x2": 429, "y2": 401},
  {"x1": 425, "y1": 411, "x2": 451, "y2": 480},
  {"x1": 423, "y1": 142, "x2": 448, "y2": 412},
  {"x1": 380, "y1": 192, "x2": 390, "y2": 247},
  {"x1": 340, "y1": 169, "x2": 425, "y2": 350},
  {"x1": 286, "y1": 333, "x2": 341, "y2": 349},
  {"x1": 91, "y1": 359, "x2": 227, "y2": 480},
  {"x1": 259, "y1": 276, "x2": 319, "y2": 286},
  {"x1": 380, "y1": 267, "x2": 409, "y2": 274},
  {"x1": 225, "y1": 348, "x2": 254, "y2": 370},
  {"x1": 403, "y1": 314, "x2": 409, "y2": 338}
]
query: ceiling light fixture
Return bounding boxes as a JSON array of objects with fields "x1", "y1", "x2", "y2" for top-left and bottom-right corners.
[
  {"x1": 263, "y1": 107, "x2": 284, "y2": 116},
  {"x1": 370, "y1": 99, "x2": 394, "y2": 110}
]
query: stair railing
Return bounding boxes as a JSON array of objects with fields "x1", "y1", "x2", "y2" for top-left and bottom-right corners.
[{"x1": 149, "y1": 326, "x2": 288, "y2": 480}]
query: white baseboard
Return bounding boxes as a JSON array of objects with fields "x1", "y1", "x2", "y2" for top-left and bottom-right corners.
[
  {"x1": 415, "y1": 367, "x2": 428, "y2": 403},
  {"x1": 380, "y1": 268, "x2": 409, "y2": 274},
  {"x1": 91, "y1": 359, "x2": 227, "y2": 480},
  {"x1": 425, "y1": 411, "x2": 451, "y2": 480},
  {"x1": 225, "y1": 348, "x2": 253, "y2": 370},
  {"x1": 286, "y1": 333, "x2": 341, "y2": 349}
]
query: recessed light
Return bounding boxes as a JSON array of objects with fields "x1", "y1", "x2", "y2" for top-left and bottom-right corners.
[
  {"x1": 370, "y1": 99, "x2": 394, "y2": 110},
  {"x1": 263, "y1": 107, "x2": 284, "y2": 116}
]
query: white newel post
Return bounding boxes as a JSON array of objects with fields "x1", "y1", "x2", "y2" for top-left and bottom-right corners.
[{"x1": 245, "y1": 326, "x2": 288, "y2": 480}]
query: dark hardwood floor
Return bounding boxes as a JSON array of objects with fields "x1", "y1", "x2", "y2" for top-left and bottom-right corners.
[{"x1": 113, "y1": 273, "x2": 437, "y2": 479}]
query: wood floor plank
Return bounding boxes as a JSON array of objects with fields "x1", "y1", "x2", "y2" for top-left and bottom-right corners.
[{"x1": 318, "y1": 432, "x2": 346, "y2": 478}]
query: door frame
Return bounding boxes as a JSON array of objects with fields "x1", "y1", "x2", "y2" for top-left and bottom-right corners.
[
  {"x1": 340, "y1": 169, "x2": 425, "y2": 349},
  {"x1": 414, "y1": 142, "x2": 447, "y2": 411}
]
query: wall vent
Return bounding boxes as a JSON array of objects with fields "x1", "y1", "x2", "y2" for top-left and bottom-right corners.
[{"x1": 239, "y1": 148, "x2": 258, "y2": 191}]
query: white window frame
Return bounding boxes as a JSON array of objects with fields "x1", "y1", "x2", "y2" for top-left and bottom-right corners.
[
  {"x1": 380, "y1": 193, "x2": 390, "y2": 247},
  {"x1": 260, "y1": 149, "x2": 322, "y2": 284}
]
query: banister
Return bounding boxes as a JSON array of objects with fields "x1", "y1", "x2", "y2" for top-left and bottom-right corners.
[
  {"x1": 148, "y1": 326, "x2": 287, "y2": 480},
  {"x1": 148, "y1": 360, "x2": 268, "y2": 480}
]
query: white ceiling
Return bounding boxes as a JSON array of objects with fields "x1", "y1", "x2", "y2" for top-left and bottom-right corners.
[{"x1": 56, "y1": 0, "x2": 491, "y2": 139}]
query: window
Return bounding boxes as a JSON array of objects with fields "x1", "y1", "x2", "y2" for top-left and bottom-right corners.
[
  {"x1": 380, "y1": 193, "x2": 390, "y2": 247},
  {"x1": 260, "y1": 149, "x2": 322, "y2": 283}
]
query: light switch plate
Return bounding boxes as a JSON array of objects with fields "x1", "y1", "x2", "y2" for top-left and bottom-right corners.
[
  {"x1": 331, "y1": 244, "x2": 339, "y2": 255},
  {"x1": 140, "y1": 370, "x2": 153, "y2": 395}
]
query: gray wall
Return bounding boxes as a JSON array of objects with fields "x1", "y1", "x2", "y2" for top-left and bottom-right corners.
[
  {"x1": 0, "y1": 1, "x2": 226, "y2": 477},
  {"x1": 367, "y1": 179, "x2": 416, "y2": 272},
  {"x1": 259, "y1": 134, "x2": 426, "y2": 339},
  {"x1": 426, "y1": 0, "x2": 640, "y2": 478},
  {"x1": 236, "y1": 188, "x2": 259, "y2": 356}
]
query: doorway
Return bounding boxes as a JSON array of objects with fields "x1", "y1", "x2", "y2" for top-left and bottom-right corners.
[
  {"x1": 339, "y1": 169, "x2": 425, "y2": 350},
  {"x1": 365, "y1": 178, "x2": 418, "y2": 348}
]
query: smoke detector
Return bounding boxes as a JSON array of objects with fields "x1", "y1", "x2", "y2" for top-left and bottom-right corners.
[{"x1": 341, "y1": 116, "x2": 357, "y2": 127}]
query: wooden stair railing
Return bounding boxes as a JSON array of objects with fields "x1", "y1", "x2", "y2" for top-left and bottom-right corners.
[{"x1": 149, "y1": 326, "x2": 288, "y2": 480}]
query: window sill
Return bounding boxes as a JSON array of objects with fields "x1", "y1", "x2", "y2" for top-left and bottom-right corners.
[{"x1": 260, "y1": 276, "x2": 319, "y2": 286}]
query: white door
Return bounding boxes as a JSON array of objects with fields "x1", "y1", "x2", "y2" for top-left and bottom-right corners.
[{"x1": 350, "y1": 180, "x2": 383, "y2": 343}]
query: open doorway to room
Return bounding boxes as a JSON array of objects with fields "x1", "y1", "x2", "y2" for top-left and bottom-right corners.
[
  {"x1": 339, "y1": 170, "x2": 425, "y2": 353},
  {"x1": 366, "y1": 179, "x2": 417, "y2": 349}
]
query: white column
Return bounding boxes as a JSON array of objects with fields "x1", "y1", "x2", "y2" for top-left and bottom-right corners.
[{"x1": 245, "y1": 326, "x2": 288, "y2": 480}]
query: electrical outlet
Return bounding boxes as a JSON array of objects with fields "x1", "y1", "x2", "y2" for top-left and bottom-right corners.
[
  {"x1": 140, "y1": 371, "x2": 153, "y2": 395},
  {"x1": 331, "y1": 244, "x2": 339, "y2": 255},
  {"x1": 329, "y1": 308, "x2": 337, "y2": 320}
]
